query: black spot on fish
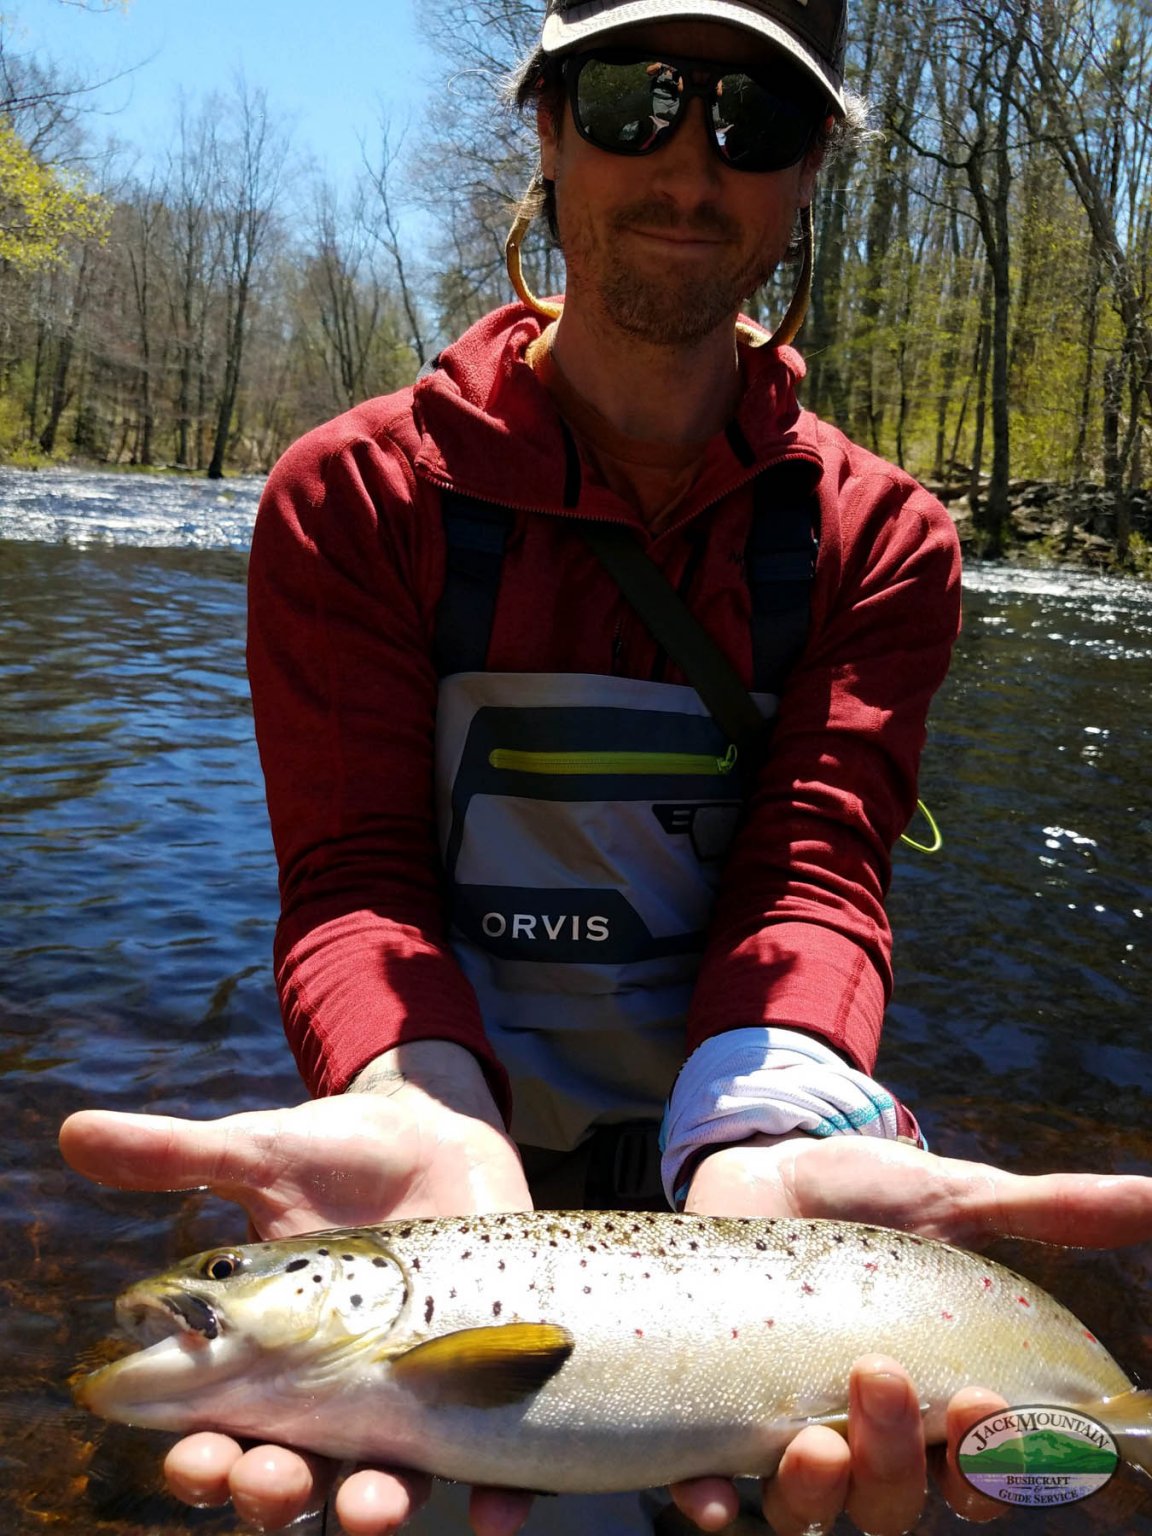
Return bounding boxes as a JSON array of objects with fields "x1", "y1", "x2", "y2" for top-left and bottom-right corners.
[
  {"x1": 462, "y1": 1250, "x2": 472, "y2": 1260},
  {"x1": 313, "y1": 1274, "x2": 323, "y2": 1284},
  {"x1": 317, "y1": 1248, "x2": 329, "y2": 1257},
  {"x1": 493, "y1": 1300, "x2": 502, "y2": 1318},
  {"x1": 583, "y1": 1286, "x2": 591, "y2": 1295},
  {"x1": 425, "y1": 1296, "x2": 435, "y2": 1324},
  {"x1": 286, "y1": 1258, "x2": 309, "y2": 1273},
  {"x1": 755, "y1": 1240, "x2": 767, "y2": 1252},
  {"x1": 481, "y1": 1234, "x2": 491, "y2": 1243},
  {"x1": 373, "y1": 1257, "x2": 387, "y2": 1267},
  {"x1": 502, "y1": 1231, "x2": 513, "y2": 1240},
  {"x1": 832, "y1": 1232, "x2": 845, "y2": 1244},
  {"x1": 458, "y1": 1224, "x2": 471, "y2": 1235},
  {"x1": 498, "y1": 1259, "x2": 506, "y2": 1271},
  {"x1": 449, "y1": 1288, "x2": 457, "y2": 1299},
  {"x1": 689, "y1": 1241, "x2": 698, "y2": 1251},
  {"x1": 351, "y1": 1294, "x2": 363, "y2": 1308},
  {"x1": 411, "y1": 1257, "x2": 421, "y2": 1271},
  {"x1": 399, "y1": 1226, "x2": 413, "y2": 1238},
  {"x1": 581, "y1": 1220, "x2": 593, "y2": 1231},
  {"x1": 342, "y1": 1254, "x2": 355, "y2": 1262}
]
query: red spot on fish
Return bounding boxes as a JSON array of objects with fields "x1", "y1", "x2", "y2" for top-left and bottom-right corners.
[
  {"x1": 635, "y1": 1328, "x2": 644, "y2": 1338},
  {"x1": 1084, "y1": 1329, "x2": 1097, "y2": 1343},
  {"x1": 731, "y1": 1329, "x2": 739, "y2": 1340},
  {"x1": 982, "y1": 1277, "x2": 993, "y2": 1290},
  {"x1": 941, "y1": 1311, "x2": 954, "y2": 1321},
  {"x1": 801, "y1": 1283, "x2": 814, "y2": 1295},
  {"x1": 864, "y1": 1261, "x2": 878, "y2": 1273},
  {"x1": 1017, "y1": 1295, "x2": 1031, "y2": 1307},
  {"x1": 765, "y1": 1319, "x2": 775, "y2": 1328}
]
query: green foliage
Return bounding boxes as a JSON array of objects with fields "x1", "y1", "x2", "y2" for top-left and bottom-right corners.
[{"x1": 0, "y1": 118, "x2": 108, "y2": 270}]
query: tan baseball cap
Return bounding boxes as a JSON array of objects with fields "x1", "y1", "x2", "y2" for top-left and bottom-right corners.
[{"x1": 540, "y1": 0, "x2": 847, "y2": 112}]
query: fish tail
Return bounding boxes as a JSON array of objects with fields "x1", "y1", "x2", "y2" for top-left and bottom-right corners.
[{"x1": 1095, "y1": 1390, "x2": 1152, "y2": 1478}]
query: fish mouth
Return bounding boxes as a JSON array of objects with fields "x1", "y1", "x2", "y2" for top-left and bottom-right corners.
[
  {"x1": 118, "y1": 1285, "x2": 221, "y2": 1346},
  {"x1": 74, "y1": 1286, "x2": 229, "y2": 1417}
]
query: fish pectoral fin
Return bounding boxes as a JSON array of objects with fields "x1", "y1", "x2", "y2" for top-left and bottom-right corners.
[{"x1": 386, "y1": 1322, "x2": 575, "y2": 1407}]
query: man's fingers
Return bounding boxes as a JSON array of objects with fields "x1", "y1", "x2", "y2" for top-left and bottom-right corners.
[
  {"x1": 469, "y1": 1484, "x2": 535, "y2": 1536},
  {"x1": 59, "y1": 1108, "x2": 271, "y2": 1195},
  {"x1": 934, "y1": 1387, "x2": 1011, "y2": 1524},
  {"x1": 162, "y1": 1431, "x2": 243, "y2": 1508},
  {"x1": 668, "y1": 1474, "x2": 741, "y2": 1530},
  {"x1": 759, "y1": 1424, "x2": 851, "y2": 1536},
  {"x1": 334, "y1": 1466, "x2": 433, "y2": 1534},
  {"x1": 844, "y1": 1356, "x2": 927, "y2": 1536},
  {"x1": 229, "y1": 1443, "x2": 334, "y2": 1530}
]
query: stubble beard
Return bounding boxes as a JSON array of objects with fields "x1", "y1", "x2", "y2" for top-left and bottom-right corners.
[{"x1": 564, "y1": 196, "x2": 789, "y2": 348}]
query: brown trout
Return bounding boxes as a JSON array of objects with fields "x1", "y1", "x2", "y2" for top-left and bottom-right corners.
[{"x1": 75, "y1": 1212, "x2": 1152, "y2": 1492}]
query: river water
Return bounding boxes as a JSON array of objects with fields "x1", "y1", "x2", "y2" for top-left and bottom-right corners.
[{"x1": 0, "y1": 465, "x2": 1149, "y2": 1534}]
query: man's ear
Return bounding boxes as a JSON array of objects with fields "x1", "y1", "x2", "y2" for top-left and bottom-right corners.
[
  {"x1": 537, "y1": 98, "x2": 560, "y2": 181},
  {"x1": 797, "y1": 123, "x2": 829, "y2": 205}
]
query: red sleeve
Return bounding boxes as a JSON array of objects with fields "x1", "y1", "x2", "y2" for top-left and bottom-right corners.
[
  {"x1": 246, "y1": 409, "x2": 510, "y2": 1114},
  {"x1": 686, "y1": 444, "x2": 962, "y2": 1097}
]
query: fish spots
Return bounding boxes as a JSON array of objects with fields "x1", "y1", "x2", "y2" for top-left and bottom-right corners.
[
  {"x1": 411, "y1": 1257, "x2": 421, "y2": 1272},
  {"x1": 801, "y1": 1282, "x2": 815, "y2": 1296},
  {"x1": 635, "y1": 1328, "x2": 644, "y2": 1338},
  {"x1": 1017, "y1": 1296, "x2": 1032, "y2": 1308},
  {"x1": 864, "y1": 1262, "x2": 878, "y2": 1274},
  {"x1": 317, "y1": 1248, "x2": 330, "y2": 1257},
  {"x1": 1084, "y1": 1329, "x2": 1098, "y2": 1343},
  {"x1": 755, "y1": 1240, "x2": 767, "y2": 1252},
  {"x1": 981, "y1": 1277, "x2": 993, "y2": 1291},
  {"x1": 425, "y1": 1296, "x2": 435, "y2": 1325},
  {"x1": 941, "y1": 1310, "x2": 954, "y2": 1322},
  {"x1": 498, "y1": 1259, "x2": 506, "y2": 1272},
  {"x1": 398, "y1": 1226, "x2": 414, "y2": 1239},
  {"x1": 461, "y1": 1250, "x2": 472, "y2": 1261},
  {"x1": 373, "y1": 1258, "x2": 388, "y2": 1269},
  {"x1": 689, "y1": 1241, "x2": 699, "y2": 1252},
  {"x1": 764, "y1": 1319, "x2": 775, "y2": 1328},
  {"x1": 493, "y1": 1300, "x2": 503, "y2": 1318},
  {"x1": 285, "y1": 1258, "x2": 309, "y2": 1274},
  {"x1": 731, "y1": 1328, "x2": 739, "y2": 1340},
  {"x1": 449, "y1": 1288, "x2": 457, "y2": 1300},
  {"x1": 832, "y1": 1232, "x2": 845, "y2": 1244},
  {"x1": 341, "y1": 1254, "x2": 355, "y2": 1262},
  {"x1": 481, "y1": 1234, "x2": 492, "y2": 1244},
  {"x1": 583, "y1": 1286, "x2": 591, "y2": 1295},
  {"x1": 350, "y1": 1294, "x2": 363, "y2": 1309},
  {"x1": 312, "y1": 1274, "x2": 324, "y2": 1284}
]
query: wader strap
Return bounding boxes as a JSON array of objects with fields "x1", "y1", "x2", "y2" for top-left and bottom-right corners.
[
  {"x1": 747, "y1": 470, "x2": 820, "y2": 694},
  {"x1": 582, "y1": 521, "x2": 772, "y2": 762},
  {"x1": 433, "y1": 491, "x2": 514, "y2": 676}
]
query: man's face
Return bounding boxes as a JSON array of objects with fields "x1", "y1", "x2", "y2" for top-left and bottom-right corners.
[{"x1": 539, "y1": 20, "x2": 825, "y2": 348}]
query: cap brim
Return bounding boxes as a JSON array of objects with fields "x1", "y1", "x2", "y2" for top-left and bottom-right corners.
[{"x1": 541, "y1": 0, "x2": 845, "y2": 113}]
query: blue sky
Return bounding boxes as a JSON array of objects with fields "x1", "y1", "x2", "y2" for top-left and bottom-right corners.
[{"x1": 10, "y1": 0, "x2": 440, "y2": 190}]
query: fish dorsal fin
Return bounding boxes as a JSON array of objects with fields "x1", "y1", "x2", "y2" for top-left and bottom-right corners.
[{"x1": 386, "y1": 1322, "x2": 574, "y2": 1407}]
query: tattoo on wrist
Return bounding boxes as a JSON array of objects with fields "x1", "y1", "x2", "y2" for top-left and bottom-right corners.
[{"x1": 346, "y1": 1063, "x2": 408, "y2": 1097}]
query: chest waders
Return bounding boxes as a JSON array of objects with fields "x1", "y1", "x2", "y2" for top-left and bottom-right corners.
[{"x1": 433, "y1": 473, "x2": 818, "y2": 1199}]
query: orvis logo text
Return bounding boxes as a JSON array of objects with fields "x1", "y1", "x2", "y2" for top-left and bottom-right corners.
[{"x1": 480, "y1": 911, "x2": 610, "y2": 943}]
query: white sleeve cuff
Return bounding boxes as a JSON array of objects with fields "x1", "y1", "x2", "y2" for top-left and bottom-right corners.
[{"x1": 659, "y1": 1026, "x2": 912, "y2": 1208}]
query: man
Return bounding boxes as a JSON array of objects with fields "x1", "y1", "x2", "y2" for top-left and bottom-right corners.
[{"x1": 60, "y1": 0, "x2": 1152, "y2": 1532}]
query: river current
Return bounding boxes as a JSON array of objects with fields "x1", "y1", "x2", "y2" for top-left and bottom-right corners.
[{"x1": 1, "y1": 466, "x2": 1149, "y2": 1533}]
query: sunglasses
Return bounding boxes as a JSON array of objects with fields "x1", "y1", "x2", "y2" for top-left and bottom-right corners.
[{"x1": 561, "y1": 49, "x2": 825, "y2": 174}]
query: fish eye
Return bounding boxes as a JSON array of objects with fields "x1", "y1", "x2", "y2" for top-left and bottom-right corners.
[{"x1": 200, "y1": 1252, "x2": 243, "y2": 1281}]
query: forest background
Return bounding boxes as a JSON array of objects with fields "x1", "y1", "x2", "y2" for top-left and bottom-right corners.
[{"x1": 2, "y1": 0, "x2": 1151, "y2": 564}]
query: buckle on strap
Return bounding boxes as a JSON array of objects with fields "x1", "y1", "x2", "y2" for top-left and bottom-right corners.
[{"x1": 585, "y1": 1120, "x2": 664, "y2": 1209}]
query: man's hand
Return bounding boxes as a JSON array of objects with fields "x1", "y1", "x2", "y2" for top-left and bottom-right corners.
[
  {"x1": 673, "y1": 1132, "x2": 1152, "y2": 1535},
  {"x1": 60, "y1": 1041, "x2": 535, "y2": 1536}
]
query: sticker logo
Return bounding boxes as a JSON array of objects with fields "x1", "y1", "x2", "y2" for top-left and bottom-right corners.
[{"x1": 958, "y1": 1405, "x2": 1118, "y2": 1507}]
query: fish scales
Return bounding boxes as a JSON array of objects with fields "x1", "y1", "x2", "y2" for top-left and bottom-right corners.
[{"x1": 75, "y1": 1212, "x2": 1152, "y2": 1494}]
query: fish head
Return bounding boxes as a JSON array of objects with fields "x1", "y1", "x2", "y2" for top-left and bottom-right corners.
[{"x1": 74, "y1": 1231, "x2": 408, "y2": 1432}]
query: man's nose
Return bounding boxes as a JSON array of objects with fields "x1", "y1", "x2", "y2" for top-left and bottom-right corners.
[{"x1": 653, "y1": 96, "x2": 724, "y2": 189}]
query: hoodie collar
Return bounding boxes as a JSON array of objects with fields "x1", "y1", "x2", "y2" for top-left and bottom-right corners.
[{"x1": 411, "y1": 304, "x2": 821, "y2": 521}]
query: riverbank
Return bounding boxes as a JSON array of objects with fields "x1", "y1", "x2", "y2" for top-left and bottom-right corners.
[{"x1": 924, "y1": 477, "x2": 1152, "y2": 576}]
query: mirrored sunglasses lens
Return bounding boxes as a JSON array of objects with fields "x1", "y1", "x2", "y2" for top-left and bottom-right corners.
[
  {"x1": 712, "y1": 72, "x2": 814, "y2": 170},
  {"x1": 575, "y1": 57, "x2": 680, "y2": 152}
]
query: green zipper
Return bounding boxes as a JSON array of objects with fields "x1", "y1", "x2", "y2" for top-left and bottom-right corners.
[{"x1": 489, "y1": 744, "x2": 738, "y2": 776}]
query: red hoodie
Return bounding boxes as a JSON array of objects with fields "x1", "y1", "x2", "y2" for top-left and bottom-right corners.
[{"x1": 247, "y1": 304, "x2": 961, "y2": 1125}]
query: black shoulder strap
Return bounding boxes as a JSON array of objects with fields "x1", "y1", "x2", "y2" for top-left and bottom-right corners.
[
  {"x1": 746, "y1": 467, "x2": 820, "y2": 693},
  {"x1": 433, "y1": 490, "x2": 515, "y2": 676},
  {"x1": 434, "y1": 471, "x2": 820, "y2": 718},
  {"x1": 582, "y1": 521, "x2": 772, "y2": 760}
]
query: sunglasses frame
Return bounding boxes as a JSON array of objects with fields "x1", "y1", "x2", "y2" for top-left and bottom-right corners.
[{"x1": 560, "y1": 48, "x2": 825, "y2": 174}]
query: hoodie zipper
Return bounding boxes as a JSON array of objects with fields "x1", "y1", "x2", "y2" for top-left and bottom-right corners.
[{"x1": 489, "y1": 744, "x2": 738, "y2": 777}]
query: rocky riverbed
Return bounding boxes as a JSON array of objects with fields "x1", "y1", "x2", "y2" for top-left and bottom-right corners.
[{"x1": 924, "y1": 477, "x2": 1152, "y2": 573}]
